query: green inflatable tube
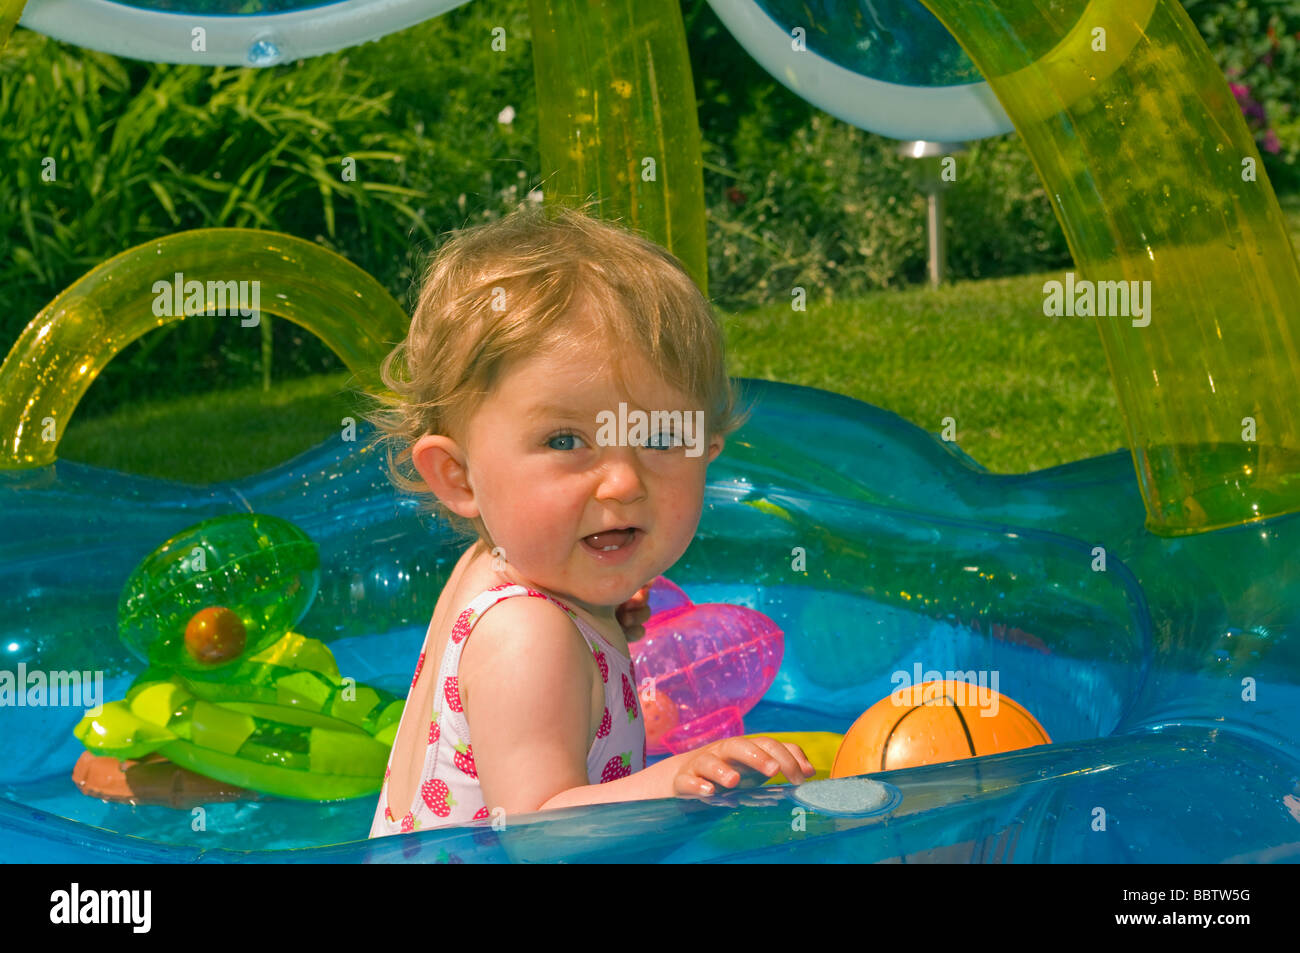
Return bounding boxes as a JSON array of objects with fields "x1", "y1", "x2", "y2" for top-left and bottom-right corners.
[
  {"x1": 527, "y1": 0, "x2": 708, "y2": 293},
  {"x1": 0, "y1": 0, "x2": 26, "y2": 52},
  {"x1": 0, "y1": 229, "x2": 409, "y2": 469},
  {"x1": 918, "y1": 0, "x2": 1300, "y2": 534},
  {"x1": 74, "y1": 632, "x2": 404, "y2": 801}
]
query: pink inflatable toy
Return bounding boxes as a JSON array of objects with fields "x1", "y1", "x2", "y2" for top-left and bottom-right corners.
[{"x1": 632, "y1": 577, "x2": 784, "y2": 756}]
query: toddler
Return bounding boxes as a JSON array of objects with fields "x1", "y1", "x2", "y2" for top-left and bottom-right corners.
[{"x1": 365, "y1": 203, "x2": 814, "y2": 835}]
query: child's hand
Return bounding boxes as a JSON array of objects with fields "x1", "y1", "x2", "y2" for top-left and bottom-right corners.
[
  {"x1": 615, "y1": 582, "x2": 653, "y2": 642},
  {"x1": 673, "y1": 736, "x2": 816, "y2": 797}
]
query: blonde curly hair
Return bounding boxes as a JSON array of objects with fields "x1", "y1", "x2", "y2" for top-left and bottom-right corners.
[{"x1": 362, "y1": 202, "x2": 748, "y2": 543}]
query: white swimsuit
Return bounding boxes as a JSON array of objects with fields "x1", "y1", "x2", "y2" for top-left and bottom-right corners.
[{"x1": 370, "y1": 583, "x2": 646, "y2": 835}]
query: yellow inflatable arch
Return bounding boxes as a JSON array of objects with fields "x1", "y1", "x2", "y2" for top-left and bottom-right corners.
[{"x1": 0, "y1": 229, "x2": 409, "y2": 468}]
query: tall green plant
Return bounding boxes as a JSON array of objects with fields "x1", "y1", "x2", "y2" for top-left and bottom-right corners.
[
  {"x1": 0, "y1": 12, "x2": 536, "y2": 415},
  {"x1": 0, "y1": 0, "x2": 26, "y2": 51}
]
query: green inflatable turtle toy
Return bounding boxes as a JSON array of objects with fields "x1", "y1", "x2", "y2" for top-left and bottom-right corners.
[{"x1": 74, "y1": 513, "x2": 403, "y2": 801}]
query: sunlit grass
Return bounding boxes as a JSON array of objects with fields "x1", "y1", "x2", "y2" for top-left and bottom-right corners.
[
  {"x1": 57, "y1": 205, "x2": 1300, "y2": 484},
  {"x1": 62, "y1": 274, "x2": 1119, "y2": 482},
  {"x1": 60, "y1": 372, "x2": 364, "y2": 484},
  {"x1": 720, "y1": 270, "x2": 1123, "y2": 474}
]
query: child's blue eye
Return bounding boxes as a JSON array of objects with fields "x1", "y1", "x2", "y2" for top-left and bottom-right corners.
[
  {"x1": 646, "y1": 430, "x2": 683, "y2": 451},
  {"x1": 548, "y1": 432, "x2": 585, "y2": 451}
]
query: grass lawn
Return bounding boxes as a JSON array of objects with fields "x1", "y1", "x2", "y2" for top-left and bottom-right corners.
[
  {"x1": 59, "y1": 372, "x2": 370, "y2": 485},
  {"x1": 720, "y1": 269, "x2": 1123, "y2": 474},
  {"x1": 54, "y1": 203, "x2": 1300, "y2": 484},
  {"x1": 54, "y1": 270, "x2": 1121, "y2": 483}
]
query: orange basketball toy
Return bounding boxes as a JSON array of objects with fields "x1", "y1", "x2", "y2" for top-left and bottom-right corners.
[{"x1": 830, "y1": 679, "x2": 1050, "y2": 777}]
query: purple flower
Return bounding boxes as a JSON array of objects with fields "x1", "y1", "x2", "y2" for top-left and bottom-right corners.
[
  {"x1": 1261, "y1": 129, "x2": 1281, "y2": 154},
  {"x1": 1230, "y1": 83, "x2": 1267, "y2": 124}
]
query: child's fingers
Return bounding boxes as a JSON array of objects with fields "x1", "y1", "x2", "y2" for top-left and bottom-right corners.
[
  {"x1": 616, "y1": 604, "x2": 651, "y2": 642},
  {"x1": 623, "y1": 584, "x2": 652, "y2": 607},
  {"x1": 673, "y1": 772, "x2": 717, "y2": 797},
  {"x1": 786, "y1": 743, "x2": 817, "y2": 775},
  {"x1": 676, "y1": 739, "x2": 820, "y2": 800},
  {"x1": 714, "y1": 738, "x2": 788, "y2": 780},
  {"x1": 672, "y1": 753, "x2": 734, "y2": 797},
  {"x1": 692, "y1": 751, "x2": 746, "y2": 788},
  {"x1": 615, "y1": 585, "x2": 654, "y2": 640},
  {"x1": 746, "y1": 737, "x2": 813, "y2": 784},
  {"x1": 615, "y1": 604, "x2": 651, "y2": 624}
]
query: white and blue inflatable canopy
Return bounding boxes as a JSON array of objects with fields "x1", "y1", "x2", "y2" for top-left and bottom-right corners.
[
  {"x1": 19, "y1": 0, "x2": 470, "y2": 67},
  {"x1": 705, "y1": 0, "x2": 1013, "y2": 140},
  {"x1": 18, "y1": 0, "x2": 1013, "y2": 140}
]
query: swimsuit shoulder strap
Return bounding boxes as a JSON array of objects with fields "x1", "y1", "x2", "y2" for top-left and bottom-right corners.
[{"x1": 452, "y1": 583, "x2": 626, "y2": 658}]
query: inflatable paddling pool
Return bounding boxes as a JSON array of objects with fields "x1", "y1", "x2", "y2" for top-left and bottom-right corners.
[
  {"x1": 3, "y1": 378, "x2": 1299, "y2": 862},
  {"x1": 3, "y1": 0, "x2": 1300, "y2": 861}
]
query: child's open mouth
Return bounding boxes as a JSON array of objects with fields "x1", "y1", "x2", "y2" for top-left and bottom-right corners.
[{"x1": 580, "y1": 528, "x2": 640, "y2": 562}]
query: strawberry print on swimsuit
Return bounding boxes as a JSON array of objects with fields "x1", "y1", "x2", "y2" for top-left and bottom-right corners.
[{"x1": 369, "y1": 583, "x2": 644, "y2": 837}]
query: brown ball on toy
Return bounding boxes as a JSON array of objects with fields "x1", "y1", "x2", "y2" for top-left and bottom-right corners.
[{"x1": 183, "y1": 606, "x2": 247, "y2": 665}]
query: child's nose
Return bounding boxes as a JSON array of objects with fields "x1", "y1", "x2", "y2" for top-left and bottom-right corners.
[{"x1": 595, "y1": 450, "x2": 648, "y2": 503}]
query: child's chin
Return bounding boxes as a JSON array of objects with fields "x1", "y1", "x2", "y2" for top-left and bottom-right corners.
[{"x1": 578, "y1": 577, "x2": 651, "y2": 611}]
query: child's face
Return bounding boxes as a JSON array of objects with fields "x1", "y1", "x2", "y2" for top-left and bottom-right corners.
[{"x1": 414, "y1": 342, "x2": 723, "y2": 618}]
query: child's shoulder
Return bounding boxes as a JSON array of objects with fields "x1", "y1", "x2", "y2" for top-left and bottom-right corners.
[
  {"x1": 457, "y1": 591, "x2": 596, "y2": 702},
  {"x1": 465, "y1": 582, "x2": 592, "y2": 657},
  {"x1": 466, "y1": 589, "x2": 585, "y2": 652},
  {"x1": 441, "y1": 546, "x2": 592, "y2": 661}
]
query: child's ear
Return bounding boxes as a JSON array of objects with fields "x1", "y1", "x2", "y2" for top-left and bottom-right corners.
[
  {"x1": 706, "y1": 433, "x2": 725, "y2": 463},
  {"x1": 411, "y1": 435, "x2": 480, "y2": 519}
]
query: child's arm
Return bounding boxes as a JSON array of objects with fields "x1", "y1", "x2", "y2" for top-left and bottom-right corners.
[
  {"x1": 460, "y1": 596, "x2": 630, "y2": 816},
  {"x1": 461, "y1": 597, "x2": 814, "y2": 818},
  {"x1": 537, "y1": 751, "x2": 690, "y2": 809},
  {"x1": 539, "y1": 738, "x2": 815, "y2": 810}
]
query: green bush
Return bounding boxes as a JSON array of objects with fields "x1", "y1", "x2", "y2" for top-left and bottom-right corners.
[
  {"x1": 4, "y1": 0, "x2": 1291, "y2": 412},
  {"x1": 1181, "y1": 0, "x2": 1300, "y2": 190},
  {"x1": 693, "y1": 0, "x2": 1297, "y2": 310},
  {"x1": 943, "y1": 136, "x2": 1072, "y2": 280},
  {"x1": 0, "y1": 4, "x2": 537, "y2": 417},
  {"x1": 703, "y1": 104, "x2": 927, "y2": 310},
  {"x1": 688, "y1": 0, "x2": 1068, "y2": 310}
]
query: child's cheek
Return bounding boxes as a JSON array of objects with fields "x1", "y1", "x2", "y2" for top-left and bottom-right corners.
[
  {"x1": 671, "y1": 484, "x2": 707, "y2": 548},
  {"x1": 504, "y1": 495, "x2": 566, "y2": 569}
]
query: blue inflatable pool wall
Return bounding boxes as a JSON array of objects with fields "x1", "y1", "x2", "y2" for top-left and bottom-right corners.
[{"x1": 3, "y1": 379, "x2": 1298, "y2": 862}]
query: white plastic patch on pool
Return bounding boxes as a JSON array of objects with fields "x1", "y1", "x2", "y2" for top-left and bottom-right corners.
[{"x1": 792, "y1": 778, "x2": 902, "y2": 818}]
